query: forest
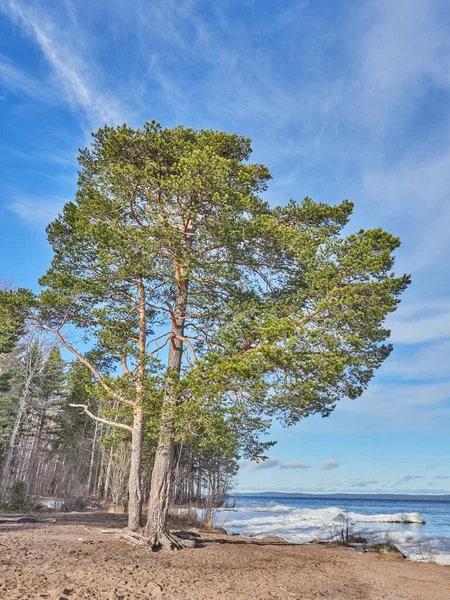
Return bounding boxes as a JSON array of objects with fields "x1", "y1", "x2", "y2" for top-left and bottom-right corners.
[
  {"x1": 0, "y1": 122, "x2": 409, "y2": 550},
  {"x1": 0, "y1": 328, "x2": 240, "y2": 514}
]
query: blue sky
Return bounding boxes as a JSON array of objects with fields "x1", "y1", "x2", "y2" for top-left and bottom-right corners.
[{"x1": 0, "y1": 0, "x2": 449, "y2": 495}]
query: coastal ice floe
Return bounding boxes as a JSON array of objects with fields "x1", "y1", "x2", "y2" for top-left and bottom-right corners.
[{"x1": 189, "y1": 504, "x2": 450, "y2": 565}]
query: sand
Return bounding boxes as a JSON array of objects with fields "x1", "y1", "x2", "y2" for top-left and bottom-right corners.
[{"x1": 1, "y1": 512, "x2": 449, "y2": 600}]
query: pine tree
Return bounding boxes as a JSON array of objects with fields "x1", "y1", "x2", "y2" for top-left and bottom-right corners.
[{"x1": 33, "y1": 122, "x2": 409, "y2": 547}]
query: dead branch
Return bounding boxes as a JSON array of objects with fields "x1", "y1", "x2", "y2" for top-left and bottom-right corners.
[
  {"x1": 33, "y1": 318, "x2": 135, "y2": 408},
  {"x1": 69, "y1": 404, "x2": 133, "y2": 433}
]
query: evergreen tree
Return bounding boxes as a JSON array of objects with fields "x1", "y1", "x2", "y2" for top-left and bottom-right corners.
[{"x1": 34, "y1": 122, "x2": 409, "y2": 547}]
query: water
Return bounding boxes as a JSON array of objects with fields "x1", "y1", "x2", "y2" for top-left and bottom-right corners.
[
  {"x1": 236, "y1": 495, "x2": 450, "y2": 538},
  {"x1": 215, "y1": 494, "x2": 450, "y2": 563}
]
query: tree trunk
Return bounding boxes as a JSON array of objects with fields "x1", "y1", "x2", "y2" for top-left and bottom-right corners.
[
  {"x1": 196, "y1": 465, "x2": 202, "y2": 502},
  {"x1": 103, "y1": 445, "x2": 114, "y2": 501},
  {"x1": 26, "y1": 408, "x2": 45, "y2": 497},
  {"x1": 86, "y1": 418, "x2": 99, "y2": 494},
  {"x1": 126, "y1": 276, "x2": 147, "y2": 531},
  {"x1": 127, "y1": 403, "x2": 143, "y2": 531},
  {"x1": 188, "y1": 452, "x2": 195, "y2": 503},
  {"x1": 144, "y1": 277, "x2": 188, "y2": 549},
  {"x1": 94, "y1": 427, "x2": 105, "y2": 497},
  {"x1": 102, "y1": 401, "x2": 118, "y2": 501}
]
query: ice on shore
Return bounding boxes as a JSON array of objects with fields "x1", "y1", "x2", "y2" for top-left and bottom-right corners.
[
  {"x1": 189, "y1": 504, "x2": 450, "y2": 565},
  {"x1": 347, "y1": 511, "x2": 425, "y2": 524},
  {"x1": 37, "y1": 498, "x2": 65, "y2": 510}
]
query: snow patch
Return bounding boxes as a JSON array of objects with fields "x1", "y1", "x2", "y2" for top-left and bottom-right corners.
[{"x1": 38, "y1": 498, "x2": 65, "y2": 510}]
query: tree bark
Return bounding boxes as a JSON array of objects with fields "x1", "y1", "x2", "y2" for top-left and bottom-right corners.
[
  {"x1": 94, "y1": 422, "x2": 105, "y2": 497},
  {"x1": 126, "y1": 277, "x2": 147, "y2": 531},
  {"x1": 103, "y1": 445, "x2": 114, "y2": 501},
  {"x1": 127, "y1": 403, "x2": 143, "y2": 531},
  {"x1": 87, "y1": 417, "x2": 99, "y2": 494},
  {"x1": 144, "y1": 276, "x2": 188, "y2": 549}
]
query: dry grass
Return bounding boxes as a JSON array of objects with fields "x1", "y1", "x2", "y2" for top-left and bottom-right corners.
[{"x1": 168, "y1": 506, "x2": 222, "y2": 532}]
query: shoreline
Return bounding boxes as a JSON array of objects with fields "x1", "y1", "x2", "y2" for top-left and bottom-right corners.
[
  {"x1": 1, "y1": 511, "x2": 449, "y2": 599},
  {"x1": 188, "y1": 502, "x2": 450, "y2": 565}
]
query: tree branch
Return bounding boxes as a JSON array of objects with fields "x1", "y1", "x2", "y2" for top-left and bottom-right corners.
[
  {"x1": 33, "y1": 317, "x2": 135, "y2": 407},
  {"x1": 69, "y1": 404, "x2": 133, "y2": 432},
  {"x1": 175, "y1": 334, "x2": 198, "y2": 366}
]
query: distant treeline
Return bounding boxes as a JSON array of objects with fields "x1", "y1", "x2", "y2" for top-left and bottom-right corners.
[{"x1": 239, "y1": 492, "x2": 450, "y2": 501}]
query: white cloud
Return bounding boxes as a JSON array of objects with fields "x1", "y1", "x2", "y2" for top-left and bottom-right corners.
[
  {"x1": 1, "y1": 0, "x2": 126, "y2": 125},
  {"x1": 398, "y1": 475, "x2": 426, "y2": 483},
  {"x1": 241, "y1": 456, "x2": 281, "y2": 471},
  {"x1": 354, "y1": 0, "x2": 450, "y2": 135},
  {"x1": 0, "y1": 54, "x2": 55, "y2": 103},
  {"x1": 385, "y1": 340, "x2": 450, "y2": 380},
  {"x1": 321, "y1": 459, "x2": 340, "y2": 470},
  {"x1": 348, "y1": 478, "x2": 378, "y2": 488},
  {"x1": 8, "y1": 195, "x2": 65, "y2": 228},
  {"x1": 291, "y1": 378, "x2": 449, "y2": 434},
  {"x1": 386, "y1": 301, "x2": 450, "y2": 345},
  {"x1": 357, "y1": 150, "x2": 450, "y2": 275},
  {"x1": 343, "y1": 380, "x2": 450, "y2": 413},
  {"x1": 240, "y1": 457, "x2": 312, "y2": 471},
  {"x1": 280, "y1": 461, "x2": 312, "y2": 470}
]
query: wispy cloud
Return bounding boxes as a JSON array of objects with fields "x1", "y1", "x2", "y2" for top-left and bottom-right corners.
[
  {"x1": 305, "y1": 379, "x2": 450, "y2": 435},
  {"x1": 387, "y1": 301, "x2": 450, "y2": 345},
  {"x1": 280, "y1": 461, "x2": 312, "y2": 470},
  {"x1": 8, "y1": 195, "x2": 66, "y2": 228},
  {"x1": 398, "y1": 475, "x2": 427, "y2": 483},
  {"x1": 1, "y1": 0, "x2": 126, "y2": 125},
  {"x1": 0, "y1": 54, "x2": 54, "y2": 103},
  {"x1": 348, "y1": 479, "x2": 378, "y2": 488},
  {"x1": 384, "y1": 340, "x2": 450, "y2": 381},
  {"x1": 241, "y1": 457, "x2": 312, "y2": 471},
  {"x1": 246, "y1": 457, "x2": 281, "y2": 471},
  {"x1": 321, "y1": 459, "x2": 340, "y2": 471}
]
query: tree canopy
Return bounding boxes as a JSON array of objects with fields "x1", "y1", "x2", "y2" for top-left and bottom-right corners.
[{"x1": 29, "y1": 121, "x2": 409, "y2": 546}]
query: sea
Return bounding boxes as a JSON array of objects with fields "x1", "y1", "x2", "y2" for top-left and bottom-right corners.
[
  {"x1": 213, "y1": 494, "x2": 450, "y2": 564},
  {"x1": 237, "y1": 495, "x2": 450, "y2": 538}
]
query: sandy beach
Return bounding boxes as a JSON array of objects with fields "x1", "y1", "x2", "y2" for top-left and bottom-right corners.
[{"x1": 1, "y1": 512, "x2": 449, "y2": 600}]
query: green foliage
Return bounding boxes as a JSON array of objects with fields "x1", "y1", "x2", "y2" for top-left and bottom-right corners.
[
  {"x1": 0, "y1": 371, "x2": 13, "y2": 393},
  {"x1": 0, "y1": 379, "x2": 15, "y2": 456},
  {"x1": 52, "y1": 361, "x2": 99, "y2": 450},
  {"x1": 0, "y1": 338, "x2": 65, "y2": 466},
  {"x1": 36, "y1": 122, "x2": 410, "y2": 459},
  {"x1": 0, "y1": 287, "x2": 35, "y2": 420},
  {"x1": 0, "y1": 288, "x2": 34, "y2": 355}
]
